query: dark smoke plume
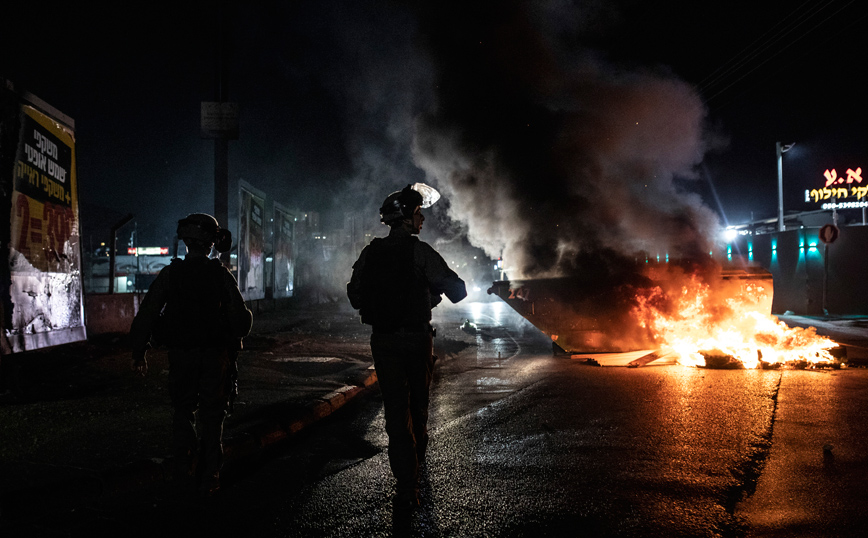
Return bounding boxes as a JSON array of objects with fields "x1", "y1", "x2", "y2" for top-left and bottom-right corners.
[{"x1": 411, "y1": 1, "x2": 720, "y2": 279}]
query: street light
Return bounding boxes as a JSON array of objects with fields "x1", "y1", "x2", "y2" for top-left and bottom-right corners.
[{"x1": 776, "y1": 141, "x2": 795, "y2": 232}]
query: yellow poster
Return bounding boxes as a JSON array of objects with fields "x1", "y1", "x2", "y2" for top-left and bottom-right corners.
[{"x1": 7, "y1": 105, "x2": 85, "y2": 351}]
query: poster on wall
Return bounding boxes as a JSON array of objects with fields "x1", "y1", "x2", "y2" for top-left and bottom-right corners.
[
  {"x1": 238, "y1": 181, "x2": 265, "y2": 301},
  {"x1": 272, "y1": 202, "x2": 295, "y2": 299},
  {"x1": 7, "y1": 104, "x2": 85, "y2": 352}
]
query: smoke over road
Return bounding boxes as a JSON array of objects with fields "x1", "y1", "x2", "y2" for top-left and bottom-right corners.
[{"x1": 411, "y1": 1, "x2": 721, "y2": 279}]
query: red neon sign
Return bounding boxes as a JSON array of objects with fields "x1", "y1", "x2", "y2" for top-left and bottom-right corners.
[{"x1": 824, "y1": 167, "x2": 862, "y2": 187}]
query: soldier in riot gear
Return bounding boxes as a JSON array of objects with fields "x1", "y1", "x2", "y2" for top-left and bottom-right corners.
[
  {"x1": 347, "y1": 184, "x2": 467, "y2": 509},
  {"x1": 130, "y1": 213, "x2": 252, "y2": 496}
]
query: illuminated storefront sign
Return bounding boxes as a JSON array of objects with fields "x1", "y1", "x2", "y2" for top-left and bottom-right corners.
[
  {"x1": 805, "y1": 166, "x2": 866, "y2": 209},
  {"x1": 126, "y1": 247, "x2": 170, "y2": 256}
]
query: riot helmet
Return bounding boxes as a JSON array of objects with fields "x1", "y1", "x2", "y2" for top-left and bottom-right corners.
[
  {"x1": 379, "y1": 183, "x2": 440, "y2": 225},
  {"x1": 177, "y1": 213, "x2": 233, "y2": 253}
]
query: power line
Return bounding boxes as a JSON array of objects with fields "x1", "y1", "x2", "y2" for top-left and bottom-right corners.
[
  {"x1": 698, "y1": 0, "x2": 833, "y2": 94},
  {"x1": 698, "y1": 0, "x2": 863, "y2": 109}
]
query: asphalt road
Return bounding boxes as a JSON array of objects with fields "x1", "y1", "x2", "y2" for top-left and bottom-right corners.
[{"x1": 47, "y1": 301, "x2": 868, "y2": 537}]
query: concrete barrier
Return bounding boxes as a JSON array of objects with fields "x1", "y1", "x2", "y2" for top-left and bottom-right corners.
[
  {"x1": 84, "y1": 293, "x2": 141, "y2": 335},
  {"x1": 83, "y1": 294, "x2": 298, "y2": 335}
]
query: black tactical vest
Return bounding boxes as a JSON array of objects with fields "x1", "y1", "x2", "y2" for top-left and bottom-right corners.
[
  {"x1": 159, "y1": 257, "x2": 231, "y2": 347},
  {"x1": 359, "y1": 236, "x2": 432, "y2": 328}
]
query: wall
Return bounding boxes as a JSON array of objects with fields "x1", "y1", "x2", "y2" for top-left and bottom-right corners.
[
  {"x1": 84, "y1": 293, "x2": 141, "y2": 335},
  {"x1": 730, "y1": 226, "x2": 868, "y2": 316},
  {"x1": 83, "y1": 294, "x2": 296, "y2": 335}
]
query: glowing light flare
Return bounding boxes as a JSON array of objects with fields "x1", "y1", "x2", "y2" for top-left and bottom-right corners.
[{"x1": 633, "y1": 275, "x2": 837, "y2": 369}]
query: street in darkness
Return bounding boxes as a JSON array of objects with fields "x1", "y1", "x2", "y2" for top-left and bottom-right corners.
[
  {"x1": 62, "y1": 301, "x2": 868, "y2": 537},
  {"x1": 2, "y1": 2, "x2": 867, "y2": 536}
]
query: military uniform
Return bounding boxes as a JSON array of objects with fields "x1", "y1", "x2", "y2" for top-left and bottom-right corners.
[
  {"x1": 348, "y1": 225, "x2": 466, "y2": 503},
  {"x1": 130, "y1": 250, "x2": 251, "y2": 494}
]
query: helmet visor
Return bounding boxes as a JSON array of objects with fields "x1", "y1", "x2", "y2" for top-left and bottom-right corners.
[{"x1": 411, "y1": 183, "x2": 440, "y2": 208}]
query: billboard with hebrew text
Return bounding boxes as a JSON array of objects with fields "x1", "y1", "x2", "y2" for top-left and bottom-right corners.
[{"x1": 2, "y1": 88, "x2": 86, "y2": 352}]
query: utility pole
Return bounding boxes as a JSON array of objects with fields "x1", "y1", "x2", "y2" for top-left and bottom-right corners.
[
  {"x1": 214, "y1": 1, "x2": 229, "y2": 233},
  {"x1": 200, "y1": 1, "x2": 237, "y2": 266},
  {"x1": 776, "y1": 142, "x2": 794, "y2": 233},
  {"x1": 777, "y1": 141, "x2": 785, "y2": 232}
]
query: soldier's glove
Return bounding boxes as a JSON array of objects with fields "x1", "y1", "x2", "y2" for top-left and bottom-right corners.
[{"x1": 130, "y1": 350, "x2": 148, "y2": 377}]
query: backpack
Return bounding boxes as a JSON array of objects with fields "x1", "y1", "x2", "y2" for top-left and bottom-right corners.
[
  {"x1": 359, "y1": 236, "x2": 432, "y2": 327},
  {"x1": 154, "y1": 258, "x2": 232, "y2": 348}
]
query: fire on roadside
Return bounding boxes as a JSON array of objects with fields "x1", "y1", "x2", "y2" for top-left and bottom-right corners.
[{"x1": 632, "y1": 264, "x2": 839, "y2": 369}]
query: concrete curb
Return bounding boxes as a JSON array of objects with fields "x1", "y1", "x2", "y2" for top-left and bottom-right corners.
[{"x1": 225, "y1": 369, "x2": 379, "y2": 459}]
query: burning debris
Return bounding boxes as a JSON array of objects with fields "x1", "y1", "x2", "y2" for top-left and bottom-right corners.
[
  {"x1": 490, "y1": 258, "x2": 842, "y2": 369},
  {"x1": 632, "y1": 262, "x2": 840, "y2": 369},
  {"x1": 626, "y1": 350, "x2": 671, "y2": 368}
]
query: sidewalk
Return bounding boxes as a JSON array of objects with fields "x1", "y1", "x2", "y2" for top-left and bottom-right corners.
[{"x1": 0, "y1": 302, "x2": 377, "y2": 521}]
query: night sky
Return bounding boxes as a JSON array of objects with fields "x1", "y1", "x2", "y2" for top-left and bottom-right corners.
[{"x1": 2, "y1": 0, "x2": 865, "y2": 267}]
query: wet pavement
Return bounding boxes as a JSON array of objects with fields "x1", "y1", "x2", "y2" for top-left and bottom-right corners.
[{"x1": 1, "y1": 301, "x2": 867, "y2": 536}]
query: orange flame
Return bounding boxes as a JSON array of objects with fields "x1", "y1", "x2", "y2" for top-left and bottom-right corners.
[{"x1": 633, "y1": 269, "x2": 838, "y2": 368}]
